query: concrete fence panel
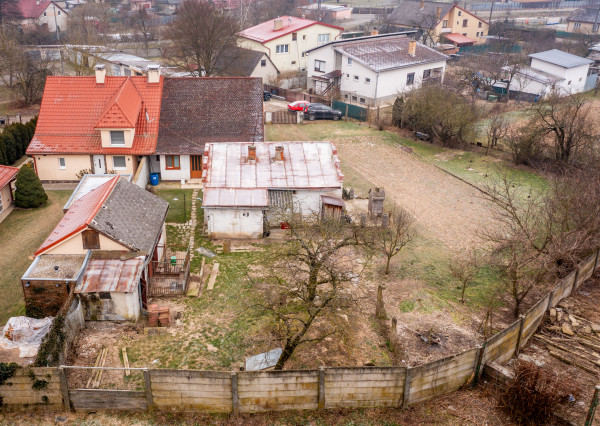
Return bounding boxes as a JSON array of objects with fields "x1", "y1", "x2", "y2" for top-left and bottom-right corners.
[
  {"x1": 407, "y1": 348, "x2": 478, "y2": 405},
  {"x1": 520, "y1": 293, "x2": 551, "y2": 349},
  {"x1": 149, "y1": 370, "x2": 232, "y2": 412},
  {"x1": 483, "y1": 319, "x2": 521, "y2": 365},
  {"x1": 238, "y1": 370, "x2": 319, "y2": 413},
  {"x1": 551, "y1": 270, "x2": 577, "y2": 307},
  {"x1": 576, "y1": 252, "x2": 597, "y2": 287},
  {"x1": 324, "y1": 367, "x2": 406, "y2": 409},
  {"x1": 0, "y1": 367, "x2": 62, "y2": 409}
]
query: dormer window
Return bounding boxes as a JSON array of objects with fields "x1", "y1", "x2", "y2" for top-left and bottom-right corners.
[{"x1": 110, "y1": 131, "x2": 125, "y2": 146}]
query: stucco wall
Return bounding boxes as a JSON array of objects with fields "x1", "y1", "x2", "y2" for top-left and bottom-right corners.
[
  {"x1": 106, "y1": 154, "x2": 138, "y2": 175},
  {"x1": 251, "y1": 56, "x2": 280, "y2": 83},
  {"x1": 100, "y1": 129, "x2": 135, "y2": 148},
  {"x1": 567, "y1": 21, "x2": 600, "y2": 35},
  {"x1": 160, "y1": 154, "x2": 191, "y2": 181},
  {"x1": 81, "y1": 289, "x2": 140, "y2": 321},
  {"x1": 436, "y1": 7, "x2": 488, "y2": 44},
  {"x1": 41, "y1": 229, "x2": 129, "y2": 255},
  {"x1": 205, "y1": 208, "x2": 264, "y2": 238},
  {"x1": 0, "y1": 183, "x2": 14, "y2": 223},
  {"x1": 34, "y1": 154, "x2": 92, "y2": 181}
]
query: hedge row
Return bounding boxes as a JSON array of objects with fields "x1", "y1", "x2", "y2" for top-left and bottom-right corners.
[{"x1": 0, "y1": 117, "x2": 37, "y2": 166}]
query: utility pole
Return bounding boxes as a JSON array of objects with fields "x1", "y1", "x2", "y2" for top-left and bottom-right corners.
[
  {"x1": 488, "y1": 0, "x2": 495, "y2": 25},
  {"x1": 53, "y1": 3, "x2": 60, "y2": 41}
]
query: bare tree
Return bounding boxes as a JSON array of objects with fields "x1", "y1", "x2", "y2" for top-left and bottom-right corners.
[
  {"x1": 485, "y1": 114, "x2": 509, "y2": 154},
  {"x1": 449, "y1": 250, "x2": 478, "y2": 303},
  {"x1": 132, "y1": 8, "x2": 154, "y2": 55},
  {"x1": 375, "y1": 207, "x2": 414, "y2": 275},
  {"x1": 505, "y1": 124, "x2": 542, "y2": 165},
  {"x1": 253, "y1": 214, "x2": 373, "y2": 370},
  {"x1": 528, "y1": 92, "x2": 597, "y2": 166},
  {"x1": 0, "y1": 0, "x2": 21, "y2": 25},
  {"x1": 165, "y1": 0, "x2": 239, "y2": 77}
]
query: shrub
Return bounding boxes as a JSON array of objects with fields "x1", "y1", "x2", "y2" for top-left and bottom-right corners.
[
  {"x1": 500, "y1": 361, "x2": 577, "y2": 425},
  {"x1": 14, "y1": 166, "x2": 48, "y2": 208}
]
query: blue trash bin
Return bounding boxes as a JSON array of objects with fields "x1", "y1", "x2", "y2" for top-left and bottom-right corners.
[{"x1": 150, "y1": 173, "x2": 159, "y2": 186}]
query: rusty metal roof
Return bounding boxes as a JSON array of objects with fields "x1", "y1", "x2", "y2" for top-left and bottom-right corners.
[
  {"x1": 76, "y1": 257, "x2": 144, "y2": 293},
  {"x1": 321, "y1": 195, "x2": 345, "y2": 208}
]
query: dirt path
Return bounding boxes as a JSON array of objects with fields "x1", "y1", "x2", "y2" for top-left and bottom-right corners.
[{"x1": 337, "y1": 140, "x2": 499, "y2": 252}]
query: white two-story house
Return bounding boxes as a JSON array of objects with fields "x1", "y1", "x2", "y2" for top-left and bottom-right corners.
[{"x1": 306, "y1": 33, "x2": 449, "y2": 106}]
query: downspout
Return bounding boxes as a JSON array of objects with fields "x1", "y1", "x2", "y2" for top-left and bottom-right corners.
[{"x1": 374, "y1": 70, "x2": 380, "y2": 110}]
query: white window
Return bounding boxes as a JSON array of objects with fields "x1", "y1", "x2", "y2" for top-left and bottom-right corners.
[
  {"x1": 348, "y1": 57, "x2": 353, "y2": 65},
  {"x1": 113, "y1": 64, "x2": 121, "y2": 76},
  {"x1": 407, "y1": 73, "x2": 415, "y2": 85},
  {"x1": 365, "y1": 77, "x2": 371, "y2": 84},
  {"x1": 423, "y1": 69, "x2": 431, "y2": 79},
  {"x1": 360, "y1": 98, "x2": 366, "y2": 103},
  {"x1": 58, "y1": 157, "x2": 66, "y2": 169},
  {"x1": 110, "y1": 130, "x2": 125, "y2": 146},
  {"x1": 442, "y1": 20, "x2": 448, "y2": 28},
  {"x1": 574, "y1": 22, "x2": 581, "y2": 29},
  {"x1": 317, "y1": 34, "x2": 330, "y2": 45},
  {"x1": 353, "y1": 75, "x2": 359, "y2": 81},
  {"x1": 314, "y1": 59, "x2": 325, "y2": 72},
  {"x1": 352, "y1": 96, "x2": 357, "y2": 101},
  {"x1": 113, "y1": 156, "x2": 126, "y2": 169},
  {"x1": 276, "y1": 44, "x2": 289, "y2": 54}
]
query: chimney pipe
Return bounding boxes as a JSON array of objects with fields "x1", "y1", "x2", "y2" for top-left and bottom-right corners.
[
  {"x1": 419, "y1": 0, "x2": 424, "y2": 9},
  {"x1": 147, "y1": 64, "x2": 160, "y2": 84},
  {"x1": 436, "y1": 6, "x2": 442, "y2": 20},
  {"x1": 248, "y1": 145, "x2": 257, "y2": 161},
  {"x1": 274, "y1": 146, "x2": 284, "y2": 161},
  {"x1": 370, "y1": 28, "x2": 379, "y2": 35},
  {"x1": 94, "y1": 64, "x2": 106, "y2": 84},
  {"x1": 274, "y1": 18, "x2": 283, "y2": 30},
  {"x1": 408, "y1": 40, "x2": 416, "y2": 57}
]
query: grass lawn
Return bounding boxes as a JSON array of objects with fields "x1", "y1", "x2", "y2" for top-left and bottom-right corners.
[
  {"x1": 154, "y1": 188, "x2": 194, "y2": 223},
  {"x1": 0, "y1": 190, "x2": 71, "y2": 325}
]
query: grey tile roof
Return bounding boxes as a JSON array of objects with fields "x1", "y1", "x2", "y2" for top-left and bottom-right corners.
[
  {"x1": 387, "y1": 0, "x2": 453, "y2": 29},
  {"x1": 156, "y1": 77, "x2": 264, "y2": 155},
  {"x1": 568, "y1": 8, "x2": 600, "y2": 24},
  {"x1": 334, "y1": 36, "x2": 448, "y2": 72},
  {"x1": 90, "y1": 178, "x2": 169, "y2": 254},
  {"x1": 529, "y1": 49, "x2": 593, "y2": 69}
]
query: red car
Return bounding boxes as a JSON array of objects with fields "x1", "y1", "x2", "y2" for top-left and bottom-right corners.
[{"x1": 288, "y1": 100, "x2": 310, "y2": 111}]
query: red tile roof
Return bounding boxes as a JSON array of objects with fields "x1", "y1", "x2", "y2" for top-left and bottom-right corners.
[
  {"x1": 18, "y1": 0, "x2": 66, "y2": 19},
  {"x1": 27, "y1": 76, "x2": 163, "y2": 155},
  {"x1": 238, "y1": 16, "x2": 343, "y2": 44},
  {"x1": 95, "y1": 79, "x2": 143, "y2": 129},
  {"x1": 35, "y1": 176, "x2": 118, "y2": 255},
  {"x1": 0, "y1": 165, "x2": 19, "y2": 189}
]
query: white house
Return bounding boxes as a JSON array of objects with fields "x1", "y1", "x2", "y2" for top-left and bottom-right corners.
[
  {"x1": 507, "y1": 49, "x2": 595, "y2": 99},
  {"x1": 201, "y1": 142, "x2": 344, "y2": 239},
  {"x1": 306, "y1": 33, "x2": 448, "y2": 106},
  {"x1": 18, "y1": 0, "x2": 68, "y2": 34}
]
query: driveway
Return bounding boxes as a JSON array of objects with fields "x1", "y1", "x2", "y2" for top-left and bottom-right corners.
[{"x1": 263, "y1": 99, "x2": 289, "y2": 113}]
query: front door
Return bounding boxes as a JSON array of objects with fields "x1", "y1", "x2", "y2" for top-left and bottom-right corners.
[
  {"x1": 93, "y1": 155, "x2": 106, "y2": 174},
  {"x1": 190, "y1": 155, "x2": 202, "y2": 179}
]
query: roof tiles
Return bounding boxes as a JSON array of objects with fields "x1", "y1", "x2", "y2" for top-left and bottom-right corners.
[
  {"x1": 238, "y1": 16, "x2": 343, "y2": 43},
  {"x1": 0, "y1": 165, "x2": 19, "y2": 189}
]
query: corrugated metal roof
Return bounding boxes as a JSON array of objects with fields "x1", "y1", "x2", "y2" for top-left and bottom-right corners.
[
  {"x1": 203, "y1": 188, "x2": 268, "y2": 207},
  {"x1": 269, "y1": 190, "x2": 293, "y2": 209},
  {"x1": 76, "y1": 257, "x2": 144, "y2": 293},
  {"x1": 321, "y1": 195, "x2": 345, "y2": 208},
  {"x1": 203, "y1": 142, "x2": 343, "y2": 190},
  {"x1": 529, "y1": 49, "x2": 593, "y2": 69}
]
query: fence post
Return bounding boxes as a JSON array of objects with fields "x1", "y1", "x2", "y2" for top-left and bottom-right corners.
[
  {"x1": 593, "y1": 249, "x2": 599, "y2": 273},
  {"x1": 547, "y1": 289, "x2": 554, "y2": 312},
  {"x1": 231, "y1": 372, "x2": 239, "y2": 415},
  {"x1": 585, "y1": 385, "x2": 600, "y2": 426},
  {"x1": 143, "y1": 370, "x2": 153, "y2": 411},
  {"x1": 473, "y1": 342, "x2": 486, "y2": 386},
  {"x1": 515, "y1": 315, "x2": 526, "y2": 356},
  {"x1": 58, "y1": 367, "x2": 71, "y2": 412},
  {"x1": 402, "y1": 366, "x2": 413, "y2": 408},
  {"x1": 318, "y1": 367, "x2": 325, "y2": 410},
  {"x1": 571, "y1": 268, "x2": 580, "y2": 293}
]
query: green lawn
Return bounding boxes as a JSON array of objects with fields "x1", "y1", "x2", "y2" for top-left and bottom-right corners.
[
  {"x1": 154, "y1": 188, "x2": 194, "y2": 223},
  {"x1": 0, "y1": 190, "x2": 71, "y2": 325}
]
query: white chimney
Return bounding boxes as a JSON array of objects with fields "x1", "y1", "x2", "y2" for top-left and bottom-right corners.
[
  {"x1": 147, "y1": 64, "x2": 160, "y2": 84},
  {"x1": 94, "y1": 64, "x2": 106, "y2": 84},
  {"x1": 274, "y1": 146, "x2": 284, "y2": 161},
  {"x1": 408, "y1": 40, "x2": 416, "y2": 57}
]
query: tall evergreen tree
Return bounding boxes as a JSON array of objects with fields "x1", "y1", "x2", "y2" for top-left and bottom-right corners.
[{"x1": 14, "y1": 166, "x2": 47, "y2": 208}]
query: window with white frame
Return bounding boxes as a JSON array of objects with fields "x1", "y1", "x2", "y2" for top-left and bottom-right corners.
[
  {"x1": 574, "y1": 22, "x2": 581, "y2": 29},
  {"x1": 365, "y1": 77, "x2": 371, "y2": 84},
  {"x1": 359, "y1": 98, "x2": 365, "y2": 103},
  {"x1": 353, "y1": 75, "x2": 359, "y2": 81},
  {"x1": 442, "y1": 20, "x2": 448, "y2": 28},
  {"x1": 113, "y1": 156, "x2": 126, "y2": 170},
  {"x1": 58, "y1": 157, "x2": 66, "y2": 169},
  {"x1": 276, "y1": 44, "x2": 289, "y2": 54},
  {"x1": 423, "y1": 69, "x2": 431, "y2": 80},
  {"x1": 314, "y1": 59, "x2": 326, "y2": 72},
  {"x1": 407, "y1": 73, "x2": 415, "y2": 85},
  {"x1": 110, "y1": 131, "x2": 125, "y2": 146},
  {"x1": 317, "y1": 34, "x2": 330, "y2": 45}
]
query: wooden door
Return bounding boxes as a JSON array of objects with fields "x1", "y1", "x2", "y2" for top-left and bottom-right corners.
[{"x1": 190, "y1": 155, "x2": 202, "y2": 179}]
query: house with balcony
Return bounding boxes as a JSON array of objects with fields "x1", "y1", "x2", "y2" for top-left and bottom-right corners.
[
  {"x1": 27, "y1": 65, "x2": 163, "y2": 182},
  {"x1": 386, "y1": 0, "x2": 488, "y2": 50},
  {"x1": 306, "y1": 33, "x2": 448, "y2": 106},
  {"x1": 237, "y1": 16, "x2": 343, "y2": 73}
]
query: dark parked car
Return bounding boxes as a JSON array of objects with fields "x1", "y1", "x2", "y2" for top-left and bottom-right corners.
[
  {"x1": 304, "y1": 103, "x2": 342, "y2": 121},
  {"x1": 263, "y1": 91, "x2": 272, "y2": 101}
]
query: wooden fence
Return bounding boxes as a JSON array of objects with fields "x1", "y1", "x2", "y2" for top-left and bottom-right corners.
[{"x1": 2, "y1": 249, "x2": 599, "y2": 414}]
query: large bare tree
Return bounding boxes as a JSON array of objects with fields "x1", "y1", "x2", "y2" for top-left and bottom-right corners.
[
  {"x1": 375, "y1": 207, "x2": 413, "y2": 275},
  {"x1": 253, "y1": 214, "x2": 373, "y2": 370},
  {"x1": 165, "y1": 0, "x2": 239, "y2": 77}
]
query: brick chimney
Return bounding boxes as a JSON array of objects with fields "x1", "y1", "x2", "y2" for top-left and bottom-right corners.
[
  {"x1": 408, "y1": 40, "x2": 416, "y2": 57},
  {"x1": 274, "y1": 18, "x2": 283, "y2": 30},
  {"x1": 274, "y1": 146, "x2": 284, "y2": 161},
  {"x1": 436, "y1": 6, "x2": 442, "y2": 20},
  {"x1": 248, "y1": 145, "x2": 257, "y2": 161},
  {"x1": 370, "y1": 28, "x2": 379, "y2": 35},
  {"x1": 147, "y1": 64, "x2": 160, "y2": 84},
  {"x1": 95, "y1": 64, "x2": 106, "y2": 84}
]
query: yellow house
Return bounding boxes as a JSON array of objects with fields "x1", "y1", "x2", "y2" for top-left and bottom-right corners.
[
  {"x1": 567, "y1": 9, "x2": 600, "y2": 35},
  {"x1": 387, "y1": 1, "x2": 489, "y2": 47},
  {"x1": 237, "y1": 16, "x2": 344, "y2": 74},
  {"x1": 27, "y1": 65, "x2": 163, "y2": 182}
]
